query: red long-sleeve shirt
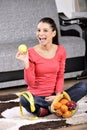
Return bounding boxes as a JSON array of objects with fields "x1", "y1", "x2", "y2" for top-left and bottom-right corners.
[{"x1": 24, "y1": 45, "x2": 66, "y2": 96}]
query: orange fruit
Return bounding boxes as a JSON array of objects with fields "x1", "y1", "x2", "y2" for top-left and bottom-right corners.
[
  {"x1": 60, "y1": 105, "x2": 68, "y2": 112},
  {"x1": 60, "y1": 98, "x2": 69, "y2": 105},
  {"x1": 53, "y1": 102, "x2": 62, "y2": 109},
  {"x1": 56, "y1": 109, "x2": 63, "y2": 116},
  {"x1": 62, "y1": 110, "x2": 72, "y2": 118}
]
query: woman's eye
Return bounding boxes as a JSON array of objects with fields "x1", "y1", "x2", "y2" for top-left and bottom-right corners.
[
  {"x1": 44, "y1": 29, "x2": 48, "y2": 32},
  {"x1": 37, "y1": 29, "x2": 48, "y2": 33},
  {"x1": 37, "y1": 29, "x2": 40, "y2": 32}
]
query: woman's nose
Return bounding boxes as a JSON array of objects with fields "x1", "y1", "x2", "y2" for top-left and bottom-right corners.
[{"x1": 39, "y1": 30, "x2": 44, "y2": 35}]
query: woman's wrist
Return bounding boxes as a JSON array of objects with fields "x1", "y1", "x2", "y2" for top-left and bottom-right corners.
[{"x1": 23, "y1": 60, "x2": 29, "y2": 69}]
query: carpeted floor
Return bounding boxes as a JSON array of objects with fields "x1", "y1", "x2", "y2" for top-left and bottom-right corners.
[{"x1": 0, "y1": 93, "x2": 87, "y2": 130}]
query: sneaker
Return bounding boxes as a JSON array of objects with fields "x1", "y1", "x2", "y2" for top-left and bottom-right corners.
[{"x1": 37, "y1": 107, "x2": 49, "y2": 117}]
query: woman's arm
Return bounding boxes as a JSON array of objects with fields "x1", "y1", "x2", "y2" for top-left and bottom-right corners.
[
  {"x1": 24, "y1": 60, "x2": 35, "y2": 86},
  {"x1": 16, "y1": 50, "x2": 36, "y2": 86},
  {"x1": 55, "y1": 47, "x2": 66, "y2": 93}
]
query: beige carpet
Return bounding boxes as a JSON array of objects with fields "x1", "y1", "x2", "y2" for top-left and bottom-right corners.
[{"x1": 0, "y1": 93, "x2": 87, "y2": 130}]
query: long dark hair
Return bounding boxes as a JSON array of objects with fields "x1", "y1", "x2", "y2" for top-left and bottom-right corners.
[{"x1": 38, "y1": 17, "x2": 59, "y2": 45}]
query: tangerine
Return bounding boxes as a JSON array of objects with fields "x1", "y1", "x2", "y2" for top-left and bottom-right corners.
[
  {"x1": 62, "y1": 110, "x2": 72, "y2": 118},
  {"x1": 60, "y1": 104, "x2": 68, "y2": 112},
  {"x1": 53, "y1": 102, "x2": 62, "y2": 109},
  {"x1": 60, "y1": 98, "x2": 69, "y2": 105},
  {"x1": 56, "y1": 109, "x2": 63, "y2": 116}
]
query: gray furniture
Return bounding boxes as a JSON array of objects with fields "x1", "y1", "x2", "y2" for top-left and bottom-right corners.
[
  {"x1": 0, "y1": 0, "x2": 85, "y2": 89},
  {"x1": 59, "y1": 13, "x2": 87, "y2": 79}
]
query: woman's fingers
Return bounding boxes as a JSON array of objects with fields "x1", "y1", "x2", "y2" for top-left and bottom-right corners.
[{"x1": 45, "y1": 96, "x2": 56, "y2": 102}]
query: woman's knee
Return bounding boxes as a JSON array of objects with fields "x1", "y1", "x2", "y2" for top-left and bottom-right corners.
[
  {"x1": 20, "y1": 96, "x2": 31, "y2": 112},
  {"x1": 20, "y1": 96, "x2": 29, "y2": 107}
]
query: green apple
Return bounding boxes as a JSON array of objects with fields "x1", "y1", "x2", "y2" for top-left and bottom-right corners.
[{"x1": 18, "y1": 44, "x2": 28, "y2": 54}]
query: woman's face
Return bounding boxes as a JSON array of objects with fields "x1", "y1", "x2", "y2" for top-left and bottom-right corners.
[{"x1": 36, "y1": 22, "x2": 56, "y2": 46}]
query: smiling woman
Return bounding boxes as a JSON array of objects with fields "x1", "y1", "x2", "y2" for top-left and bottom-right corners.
[
  {"x1": 15, "y1": 17, "x2": 87, "y2": 118},
  {"x1": 36, "y1": 23, "x2": 56, "y2": 46},
  {"x1": 15, "y1": 17, "x2": 67, "y2": 117}
]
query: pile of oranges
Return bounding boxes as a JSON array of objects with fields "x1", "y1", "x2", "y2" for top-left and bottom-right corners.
[{"x1": 53, "y1": 98, "x2": 76, "y2": 118}]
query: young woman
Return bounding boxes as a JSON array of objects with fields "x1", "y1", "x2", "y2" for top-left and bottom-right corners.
[{"x1": 16, "y1": 17, "x2": 87, "y2": 117}]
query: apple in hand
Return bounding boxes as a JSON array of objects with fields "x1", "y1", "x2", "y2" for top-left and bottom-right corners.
[
  {"x1": 18, "y1": 44, "x2": 28, "y2": 54},
  {"x1": 66, "y1": 100, "x2": 77, "y2": 110}
]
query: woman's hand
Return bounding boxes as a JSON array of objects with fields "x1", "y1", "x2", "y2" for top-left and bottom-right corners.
[
  {"x1": 15, "y1": 51, "x2": 29, "y2": 69},
  {"x1": 45, "y1": 95, "x2": 56, "y2": 102},
  {"x1": 45, "y1": 92, "x2": 61, "y2": 102}
]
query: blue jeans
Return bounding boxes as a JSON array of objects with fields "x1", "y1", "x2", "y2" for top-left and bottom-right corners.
[
  {"x1": 20, "y1": 95, "x2": 51, "y2": 113},
  {"x1": 20, "y1": 81, "x2": 87, "y2": 113},
  {"x1": 66, "y1": 81, "x2": 87, "y2": 102}
]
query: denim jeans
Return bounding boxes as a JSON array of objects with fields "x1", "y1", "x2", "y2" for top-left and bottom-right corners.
[
  {"x1": 20, "y1": 95, "x2": 51, "y2": 113},
  {"x1": 20, "y1": 81, "x2": 87, "y2": 113},
  {"x1": 65, "y1": 81, "x2": 87, "y2": 102}
]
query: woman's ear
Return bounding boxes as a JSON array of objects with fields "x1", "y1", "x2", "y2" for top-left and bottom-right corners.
[{"x1": 53, "y1": 30, "x2": 56, "y2": 37}]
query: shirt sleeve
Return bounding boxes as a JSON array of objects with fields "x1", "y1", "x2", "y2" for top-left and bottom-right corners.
[
  {"x1": 24, "y1": 49, "x2": 36, "y2": 86},
  {"x1": 55, "y1": 46, "x2": 66, "y2": 94}
]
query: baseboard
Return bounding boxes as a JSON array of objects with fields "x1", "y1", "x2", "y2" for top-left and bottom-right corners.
[
  {"x1": 0, "y1": 70, "x2": 23, "y2": 82},
  {"x1": 65, "y1": 56, "x2": 85, "y2": 73}
]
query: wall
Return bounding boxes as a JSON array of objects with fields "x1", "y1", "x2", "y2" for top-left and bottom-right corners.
[{"x1": 55, "y1": 0, "x2": 75, "y2": 18}]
